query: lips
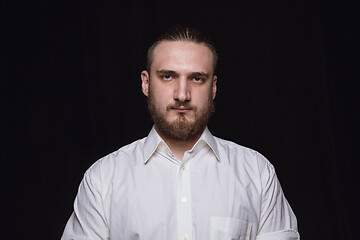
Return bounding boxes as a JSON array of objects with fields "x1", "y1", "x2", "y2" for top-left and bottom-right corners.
[
  {"x1": 173, "y1": 107, "x2": 191, "y2": 113},
  {"x1": 167, "y1": 104, "x2": 193, "y2": 113}
]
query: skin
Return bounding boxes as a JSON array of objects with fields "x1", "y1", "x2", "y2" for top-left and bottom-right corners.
[{"x1": 141, "y1": 40, "x2": 217, "y2": 160}]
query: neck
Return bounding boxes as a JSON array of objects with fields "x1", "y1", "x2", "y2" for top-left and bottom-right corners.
[{"x1": 155, "y1": 127, "x2": 201, "y2": 161}]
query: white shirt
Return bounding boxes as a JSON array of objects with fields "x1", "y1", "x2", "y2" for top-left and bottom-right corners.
[{"x1": 62, "y1": 127, "x2": 299, "y2": 240}]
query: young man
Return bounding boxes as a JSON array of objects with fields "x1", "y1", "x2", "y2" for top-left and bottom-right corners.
[{"x1": 61, "y1": 26, "x2": 299, "y2": 240}]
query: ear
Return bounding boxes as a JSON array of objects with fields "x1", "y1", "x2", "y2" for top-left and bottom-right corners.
[
  {"x1": 141, "y1": 70, "x2": 150, "y2": 97},
  {"x1": 212, "y1": 75, "x2": 217, "y2": 100}
]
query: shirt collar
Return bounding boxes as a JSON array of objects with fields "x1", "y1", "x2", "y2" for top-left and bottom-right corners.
[
  {"x1": 143, "y1": 126, "x2": 163, "y2": 164},
  {"x1": 199, "y1": 127, "x2": 221, "y2": 161},
  {"x1": 143, "y1": 126, "x2": 220, "y2": 163}
]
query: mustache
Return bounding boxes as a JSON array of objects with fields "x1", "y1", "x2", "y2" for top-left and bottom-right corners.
[{"x1": 166, "y1": 102, "x2": 195, "y2": 111}]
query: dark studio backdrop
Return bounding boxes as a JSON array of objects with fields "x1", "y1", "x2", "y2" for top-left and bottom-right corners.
[{"x1": 2, "y1": 0, "x2": 358, "y2": 239}]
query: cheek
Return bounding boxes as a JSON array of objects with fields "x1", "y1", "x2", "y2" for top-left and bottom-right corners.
[
  {"x1": 151, "y1": 89, "x2": 172, "y2": 109},
  {"x1": 193, "y1": 89, "x2": 212, "y2": 107}
]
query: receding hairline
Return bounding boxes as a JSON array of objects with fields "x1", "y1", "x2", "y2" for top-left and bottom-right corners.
[{"x1": 146, "y1": 39, "x2": 218, "y2": 72}]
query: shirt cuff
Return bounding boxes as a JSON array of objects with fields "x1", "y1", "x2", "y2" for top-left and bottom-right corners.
[{"x1": 256, "y1": 229, "x2": 300, "y2": 240}]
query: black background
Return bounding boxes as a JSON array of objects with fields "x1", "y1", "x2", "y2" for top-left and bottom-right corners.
[{"x1": 3, "y1": 0, "x2": 358, "y2": 239}]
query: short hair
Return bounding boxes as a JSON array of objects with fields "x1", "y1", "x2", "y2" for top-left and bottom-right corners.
[{"x1": 146, "y1": 25, "x2": 218, "y2": 72}]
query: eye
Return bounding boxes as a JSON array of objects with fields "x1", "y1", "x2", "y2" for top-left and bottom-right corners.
[
  {"x1": 192, "y1": 77, "x2": 205, "y2": 83},
  {"x1": 161, "y1": 75, "x2": 173, "y2": 81}
]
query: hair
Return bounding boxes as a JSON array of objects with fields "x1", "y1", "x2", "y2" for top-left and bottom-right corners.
[{"x1": 146, "y1": 25, "x2": 218, "y2": 72}]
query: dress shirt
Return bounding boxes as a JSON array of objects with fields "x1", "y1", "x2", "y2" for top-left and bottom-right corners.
[{"x1": 62, "y1": 127, "x2": 299, "y2": 240}]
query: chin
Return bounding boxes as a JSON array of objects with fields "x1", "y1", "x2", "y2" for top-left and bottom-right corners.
[{"x1": 172, "y1": 115, "x2": 195, "y2": 124}]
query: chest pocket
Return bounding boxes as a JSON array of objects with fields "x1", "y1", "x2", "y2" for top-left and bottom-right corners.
[{"x1": 210, "y1": 217, "x2": 252, "y2": 240}]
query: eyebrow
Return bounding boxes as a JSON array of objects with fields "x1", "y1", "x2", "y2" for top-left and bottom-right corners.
[
  {"x1": 156, "y1": 69, "x2": 210, "y2": 78},
  {"x1": 156, "y1": 70, "x2": 178, "y2": 76},
  {"x1": 189, "y1": 72, "x2": 209, "y2": 78}
]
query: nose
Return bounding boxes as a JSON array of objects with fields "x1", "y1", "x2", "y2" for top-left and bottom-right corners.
[{"x1": 174, "y1": 78, "x2": 191, "y2": 102}]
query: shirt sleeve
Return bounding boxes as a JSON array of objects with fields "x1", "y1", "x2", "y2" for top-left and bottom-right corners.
[
  {"x1": 256, "y1": 153, "x2": 299, "y2": 240},
  {"x1": 61, "y1": 165, "x2": 109, "y2": 240}
]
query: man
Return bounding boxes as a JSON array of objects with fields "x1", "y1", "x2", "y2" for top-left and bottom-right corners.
[{"x1": 62, "y1": 26, "x2": 299, "y2": 240}]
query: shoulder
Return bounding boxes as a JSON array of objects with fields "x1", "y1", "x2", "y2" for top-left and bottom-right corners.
[
  {"x1": 215, "y1": 137, "x2": 271, "y2": 164},
  {"x1": 213, "y1": 136, "x2": 275, "y2": 177},
  {"x1": 85, "y1": 137, "x2": 147, "y2": 182}
]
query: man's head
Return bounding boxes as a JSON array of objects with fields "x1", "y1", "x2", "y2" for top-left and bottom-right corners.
[{"x1": 141, "y1": 26, "x2": 218, "y2": 142}]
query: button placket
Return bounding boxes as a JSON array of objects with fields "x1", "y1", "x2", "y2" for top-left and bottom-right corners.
[{"x1": 176, "y1": 161, "x2": 192, "y2": 240}]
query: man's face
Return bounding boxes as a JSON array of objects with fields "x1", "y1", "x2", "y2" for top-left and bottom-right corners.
[{"x1": 141, "y1": 40, "x2": 217, "y2": 142}]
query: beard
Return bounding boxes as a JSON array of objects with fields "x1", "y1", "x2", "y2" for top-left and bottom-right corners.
[{"x1": 147, "y1": 89, "x2": 215, "y2": 142}]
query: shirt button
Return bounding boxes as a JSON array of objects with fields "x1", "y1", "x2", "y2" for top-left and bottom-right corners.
[
  {"x1": 183, "y1": 234, "x2": 188, "y2": 240},
  {"x1": 181, "y1": 165, "x2": 185, "y2": 170},
  {"x1": 181, "y1": 197, "x2": 188, "y2": 203}
]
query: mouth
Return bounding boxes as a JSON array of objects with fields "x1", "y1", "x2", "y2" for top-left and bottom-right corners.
[
  {"x1": 169, "y1": 105, "x2": 193, "y2": 114},
  {"x1": 172, "y1": 107, "x2": 192, "y2": 113}
]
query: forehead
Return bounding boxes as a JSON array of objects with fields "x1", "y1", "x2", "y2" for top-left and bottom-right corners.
[{"x1": 151, "y1": 41, "x2": 214, "y2": 73}]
